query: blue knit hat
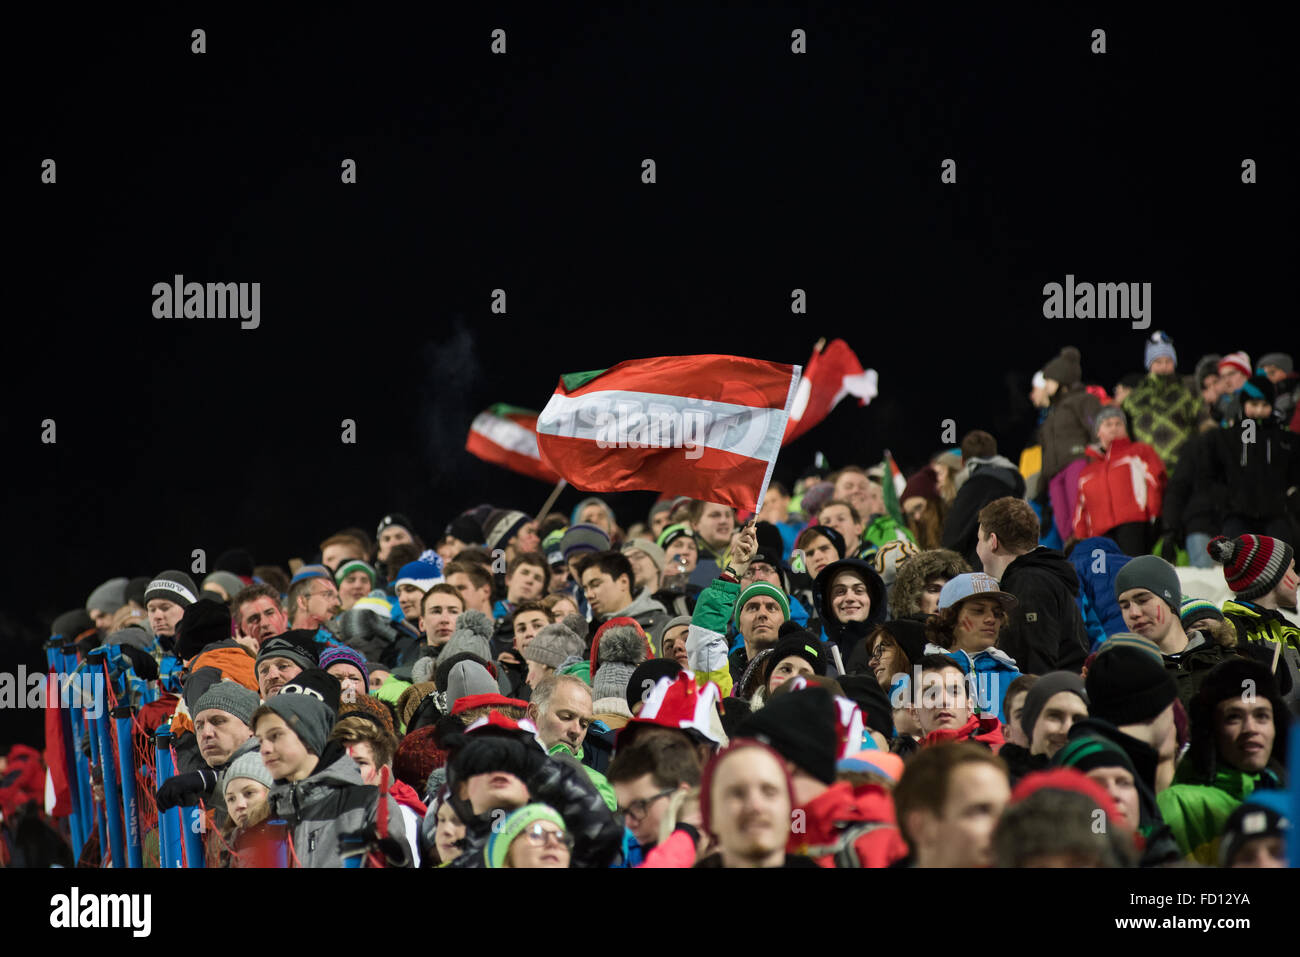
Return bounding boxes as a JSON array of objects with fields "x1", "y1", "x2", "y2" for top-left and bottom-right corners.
[
  {"x1": 1144, "y1": 331, "x2": 1177, "y2": 370},
  {"x1": 393, "y1": 556, "x2": 444, "y2": 591}
]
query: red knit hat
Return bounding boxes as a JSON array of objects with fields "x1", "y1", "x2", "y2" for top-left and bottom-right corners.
[
  {"x1": 1217, "y1": 351, "x2": 1252, "y2": 378},
  {"x1": 1207, "y1": 534, "x2": 1295, "y2": 601},
  {"x1": 1011, "y1": 767, "x2": 1122, "y2": 826},
  {"x1": 901, "y1": 467, "x2": 940, "y2": 504}
]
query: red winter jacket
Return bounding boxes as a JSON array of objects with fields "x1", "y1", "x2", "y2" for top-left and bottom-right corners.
[
  {"x1": 788, "y1": 780, "x2": 909, "y2": 867},
  {"x1": 921, "y1": 713, "x2": 1005, "y2": 752},
  {"x1": 1072, "y1": 437, "x2": 1167, "y2": 539},
  {"x1": 388, "y1": 777, "x2": 427, "y2": 818}
]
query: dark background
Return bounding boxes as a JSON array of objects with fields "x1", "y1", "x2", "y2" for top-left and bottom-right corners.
[{"x1": 3, "y1": 7, "x2": 1292, "y2": 745}]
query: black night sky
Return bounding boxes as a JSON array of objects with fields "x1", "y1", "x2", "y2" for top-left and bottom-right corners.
[{"x1": 2, "y1": 7, "x2": 1292, "y2": 746}]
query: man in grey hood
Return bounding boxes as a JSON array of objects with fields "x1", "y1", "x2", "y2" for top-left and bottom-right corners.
[{"x1": 942, "y1": 430, "x2": 1027, "y2": 570}]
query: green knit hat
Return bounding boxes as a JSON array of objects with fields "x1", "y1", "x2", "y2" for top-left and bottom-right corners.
[
  {"x1": 1179, "y1": 596, "x2": 1223, "y2": 630},
  {"x1": 733, "y1": 582, "x2": 791, "y2": 625},
  {"x1": 485, "y1": 803, "x2": 568, "y2": 868},
  {"x1": 335, "y1": 558, "x2": 376, "y2": 586}
]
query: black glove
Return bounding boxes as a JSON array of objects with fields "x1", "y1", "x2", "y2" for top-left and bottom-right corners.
[{"x1": 156, "y1": 769, "x2": 216, "y2": 811}]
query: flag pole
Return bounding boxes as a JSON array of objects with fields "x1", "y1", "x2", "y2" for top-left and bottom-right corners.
[{"x1": 536, "y1": 478, "x2": 568, "y2": 522}]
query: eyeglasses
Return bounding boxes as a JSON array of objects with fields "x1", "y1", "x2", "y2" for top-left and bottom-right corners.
[
  {"x1": 522, "y1": 822, "x2": 574, "y2": 849},
  {"x1": 615, "y1": 787, "x2": 676, "y2": 823},
  {"x1": 867, "y1": 644, "x2": 889, "y2": 664},
  {"x1": 309, "y1": 588, "x2": 339, "y2": 601},
  {"x1": 741, "y1": 563, "x2": 776, "y2": 581}
]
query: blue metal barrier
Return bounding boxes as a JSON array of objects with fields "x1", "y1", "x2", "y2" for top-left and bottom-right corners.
[
  {"x1": 112, "y1": 704, "x2": 143, "y2": 868},
  {"x1": 155, "y1": 724, "x2": 183, "y2": 868}
]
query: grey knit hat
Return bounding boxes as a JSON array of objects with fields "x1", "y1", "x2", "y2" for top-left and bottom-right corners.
[
  {"x1": 445, "y1": 660, "x2": 499, "y2": 707},
  {"x1": 144, "y1": 570, "x2": 200, "y2": 608},
  {"x1": 104, "y1": 626, "x2": 155, "y2": 652},
  {"x1": 202, "y1": 570, "x2": 245, "y2": 600},
  {"x1": 1258, "y1": 352, "x2": 1294, "y2": 375},
  {"x1": 1114, "y1": 554, "x2": 1182, "y2": 615},
  {"x1": 220, "y1": 749, "x2": 274, "y2": 795},
  {"x1": 1094, "y1": 405, "x2": 1127, "y2": 439},
  {"x1": 86, "y1": 577, "x2": 129, "y2": 615},
  {"x1": 193, "y1": 681, "x2": 260, "y2": 729},
  {"x1": 561, "y1": 523, "x2": 611, "y2": 559},
  {"x1": 261, "y1": 693, "x2": 334, "y2": 756},
  {"x1": 622, "y1": 538, "x2": 666, "y2": 574},
  {"x1": 523, "y1": 623, "x2": 585, "y2": 669},
  {"x1": 439, "y1": 610, "x2": 494, "y2": 663},
  {"x1": 591, "y1": 623, "x2": 646, "y2": 702}
]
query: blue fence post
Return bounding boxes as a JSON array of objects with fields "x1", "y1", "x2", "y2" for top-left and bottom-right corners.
[
  {"x1": 46, "y1": 641, "x2": 85, "y2": 859},
  {"x1": 60, "y1": 646, "x2": 94, "y2": 852},
  {"x1": 155, "y1": 724, "x2": 183, "y2": 868},
  {"x1": 266, "y1": 819, "x2": 290, "y2": 868},
  {"x1": 87, "y1": 649, "x2": 126, "y2": 868},
  {"x1": 180, "y1": 805, "x2": 207, "y2": 868},
  {"x1": 112, "y1": 704, "x2": 143, "y2": 868}
]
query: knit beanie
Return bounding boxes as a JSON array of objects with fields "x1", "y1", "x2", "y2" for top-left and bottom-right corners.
[
  {"x1": 1019, "y1": 672, "x2": 1088, "y2": 742},
  {"x1": 1009, "y1": 768, "x2": 1123, "y2": 827},
  {"x1": 732, "y1": 582, "x2": 791, "y2": 626},
  {"x1": 1042, "y1": 346, "x2": 1083, "y2": 387},
  {"x1": 319, "y1": 645, "x2": 369, "y2": 686},
  {"x1": 144, "y1": 570, "x2": 200, "y2": 609},
  {"x1": 220, "y1": 750, "x2": 274, "y2": 795},
  {"x1": 202, "y1": 570, "x2": 245, "y2": 600},
  {"x1": 1218, "y1": 791, "x2": 1291, "y2": 868},
  {"x1": 1258, "y1": 352, "x2": 1294, "y2": 376},
  {"x1": 393, "y1": 726, "x2": 448, "y2": 794},
  {"x1": 1113, "y1": 554, "x2": 1183, "y2": 614},
  {"x1": 1207, "y1": 534, "x2": 1295, "y2": 601},
  {"x1": 1218, "y1": 352, "x2": 1252, "y2": 379},
  {"x1": 1179, "y1": 597, "x2": 1224, "y2": 630},
  {"x1": 1240, "y1": 374, "x2": 1277, "y2": 407},
  {"x1": 193, "y1": 681, "x2": 260, "y2": 728},
  {"x1": 255, "y1": 632, "x2": 320, "y2": 673},
  {"x1": 485, "y1": 803, "x2": 568, "y2": 868},
  {"x1": 522, "y1": 622, "x2": 585, "y2": 669},
  {"x1": 86, "y1": 577, "x2": 129, "y2": 615},
  {"x1": 338, "y1": 692, "x2": 396, "y2": 737},
  {"x1": 901, "y1": 467, "x2": 940, "y2": 504},
  {"x1": 700, "y1": 739, "x2": 796, "y2": 840},
  {"x1": 571, "y1": 496, "x2": 616, "y2": 529},
  {"x1": 736, "y1": 685, "x2": 839, "y2": 785},
  {"x1": 835, "y1": 674, "x2": 894, "y2": 739},
  {"x1": 278, "y1": 668, "x2": 342, "y2": 716},
  {"x1": 761, "y1": 631, "x2": 829, "y2": 687},
  {"x1": 1194, "y1": 354, "x2": 1223, "y2": 386},
  {"x1": 591, "y1": 623, "x2": 647, "y2": 703},
  {"x1": 484, "y1": 510, "x2": 531, "y2": 551},
  {"x1": 173, "y1": 598, "x2": 233, "y2": 661},
  {"x1": 872, "y1": 539, "x2": 920, "y2": 587},
  {"x1": 334, "y1": 558, "x2": 377, "y2": 586},
  {"x1": 376, "y1": 512, "x2": 416, "y2": 541},
  {"x1": 654, "y1": 523, "x2": 695, "y2": 552},
  {"x1": 446, "y1": 515, "x2": 485, "y2": 545},
  {"x1": 104, "y1": 626, "x2": 155, "y2": 652},
  {"x1": 880, "y1": 619, "x2": 928, "y2": 666},
  {"x1": 622, "y1": 538, "x2": 666, "y2": 574},
  {"x1": 626, "y1": 659, "x2": 683, "y2": 711},
  {"x1": 803, "y1": 525, "x2": 847, "y2": 562},
  {"x1": 446, "y1": 660, "x2": 500, "y2": 707},
  {"x1": 1094, "y1": 405, "x2": 1127, "y2": 438},
  {"x1": 563, "y1": 523, "x2": 612, "y2": 559},
  {"x1": 799, "y1": 481, "x2": 836, "y2": 518},
  {"x1": 260, "y1": 693, "x2": 334, "y2": 757},
  {"x1": 440, "y1": 610, "x2": 495, "y2": 663},
  {"x1": 214, "y1": 549, "x2": 256, "y2": 578},
  {"x1": 394, "y1": 557, "x2": 443, "y2": 592},
  {"x1": 1053, "y1": 733, "x2": 1139, "y2": 779},
  {"x1": 289, "y1": 564, "x2": 333, "y2": 585},
  {"x1": 1143, "y1": 331, "x2": 1177, "y2": 370},
  {"x1": 1085, "y1": 634, "x2": 1177, "y2": 726}
]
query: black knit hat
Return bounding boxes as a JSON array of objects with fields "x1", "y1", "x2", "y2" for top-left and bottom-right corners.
[
  {"x1": 805, "y1": 525, "x2": 847, "y2": 561},
  {"x1": 377, "y1": 512, "x2": 417, "y2": 541},
  {"x1": 880, "y1": 619, "x2": 928, "y2": 665},
  {"x1": 761, "y1": 631, "x2": 830, "y2": 687},
  {"x1": 737, "y1": 685, "x2": 839, "y2": 785},
  {"x1": 1043, "y1": 346, "x2": 1083, "y2": 387},
  {"x1": 445, "y1": 515, "x2": 484, "y2": 545},
  {"x1": 278, "y1": 667, "x2": 342, "y2": 717},
  {"x1": 1085, "y1": 634, "x2": 1177, "y2": 726},
  {"x1": 255, "y1": 631, "x2": 320, "y2": 672},
  {"x1": 173, "y1": 596, "x2": 232, "y2": 661},
  {"x1": 835, "y1": 674, "x2": 895, "y2": 739},
  {"x1": 626, "y1": 659, "x2": 683, "y2": 712},
  {"x1": 214, "y1": 548, "x2": 256, "y2": 578},
  {"x1": 144, "y1": 570, "x2": 200, "y2": 609},
  {"x1": 1185, "y1": 657, "x2": 1287, "y2": 780},
  {"x1": 1020, "y1": 672, "x2": 1088, "y2": 742}
]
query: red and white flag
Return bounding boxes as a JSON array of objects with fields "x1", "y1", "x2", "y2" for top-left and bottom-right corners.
[
  {"x1": 783, "y1": 338, "x2": 877, "y2": 444},
  {"x1": 465, "y1": 404, "x2": 561, "y2": 483},
  {"x1": 536, "y1": 355, "x2": 801, "y2": 512}
]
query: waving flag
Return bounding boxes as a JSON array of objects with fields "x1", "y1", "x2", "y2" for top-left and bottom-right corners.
[
  {"x1": 536, "y1": 354, "x2": 801, "y2": 512},
  {"x1": 465, "y1": 404, "x2": 561, "y2": 483},
  {"x1": 881, "y1": 449, "x2": 907, "y2": 526},
  {"x1": 783, "y1": 338, "x2": 877, "y2": 444}
]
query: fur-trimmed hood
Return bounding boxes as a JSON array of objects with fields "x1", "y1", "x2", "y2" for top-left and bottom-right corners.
[{"x1": 889, "y1": 549, "x2": 971, "y2": 619}]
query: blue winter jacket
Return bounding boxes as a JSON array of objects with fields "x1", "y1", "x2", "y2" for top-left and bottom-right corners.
[{"x1": 1067, "y1": 536, "x2": 1132, "y2": 646}]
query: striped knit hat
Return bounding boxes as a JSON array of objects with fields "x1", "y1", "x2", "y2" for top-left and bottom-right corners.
[
  {"x1": 1179, "y1": 596, "x2": 1224, "y2": 629},
  {"x1": 1207, "y1": 534, "x2": 1295, "y2": 601},
  {"x1": 732, "y1": 582, "x2": 791, "y2": 625},
  {"x1": 335, "y1": 558, "x2": 376, "y2": 586}
]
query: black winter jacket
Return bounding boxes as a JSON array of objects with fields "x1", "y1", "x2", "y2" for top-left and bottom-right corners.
[
  {"x1": 942, "y1": 458, "x2": 1027, "y2": 568},
  {"x1": 997, "y1": 547, "x2": 1090, "y2": 676},
  {"x1": 1204, "y1": 417, "x2": 1300, "y2": 521}
]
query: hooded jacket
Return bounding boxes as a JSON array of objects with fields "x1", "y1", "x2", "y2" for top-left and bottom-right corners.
[
  {"x1": 817, "y1": 559, "x2": 888, "y2": 666},
  {"x1": 1123, "y1": 372, "x2": 1207, "y2": 470},
  {"x1": 1159, "y1": 629, "x2": 1248, "y2": 709},
  {"x1": 1204, "y1": 416, "x2": 1300, "y2": 519},
  {"x1": 922, "y1": 642, "x2": 1021, "y2": 723},
  {"x1": 941, "y1": 456, "x2": 1027, "y2": 569},
  {"x1": 1066, "y1": 537, "x2": 1131, "y2": 647},
  {"x1": 996, "y1": 547, "x2": 1090, "y2": 676},
  {"x1": 1072, "y1": 437, "x2": 1167, "y2": 538},
  {"x1": 1041, "y1": 385, "x2": 1102, "y2": 481},
  {"x1": 1220, "y1": 600, "x2": 1300, "y2": 708},
  {"x1": 788, "y1": 780, "x2": 909, "y2": 868},
  {"x1": 602, "y1": 589, "x2": 671, "y2": 644},
  {"x1": 1157, "y1": 760, "x2": 1286, "y2": 865},
  {"x1": 264, "y1": 742, "x2": 411, "y2": 868},
  {"x1": 690, "y1": 577, "x2": 749, "y2": 698}
]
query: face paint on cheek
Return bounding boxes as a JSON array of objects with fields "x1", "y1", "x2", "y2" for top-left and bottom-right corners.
[{"x1": 1155, "y1": 604, "x2": 1164, "y2": 626}]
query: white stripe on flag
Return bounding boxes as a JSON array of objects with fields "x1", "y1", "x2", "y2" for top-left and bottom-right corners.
[
  {"x1": 472, "y1": 412, "x2": 542, "y2": 460},
  {"x1": 537, "y1": 389, "x2": 786, "y2": 463}
]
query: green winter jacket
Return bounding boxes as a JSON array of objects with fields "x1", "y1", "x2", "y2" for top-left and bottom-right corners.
[
  {"x1": 863, "y1": 515, "x2": 915, "y2": 549},
  {"x1": 558, "y1": 660, "x2": 592, "y2": 685},
  {"x1": 1222, "y1": 600, "x2": 1300, "y2": 651},
  {"x1": 1156, "y1": 758, "x2": 1284, "y2": 865},
  {"x1": 376, "y1": 675, "x2": 412, "y2": 730},
  {"x1": 548, "y1": 742, "x2": 617, "y2": 811},
  {"x1": 1123, "y1": 373, "x2": 1207, "y2": 471},
  {"x1": 686, "y1": 578, "x2": 741, "y2": 698}
]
